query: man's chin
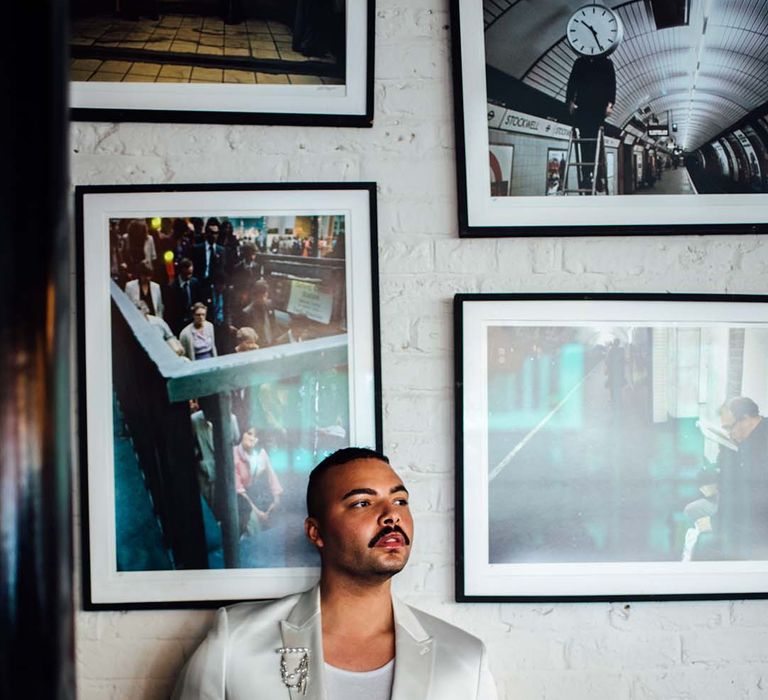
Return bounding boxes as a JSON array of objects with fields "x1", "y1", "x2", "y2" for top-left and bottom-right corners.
[
  {"x1": 371, "y1": 552, "x2": 410, "y2": 578},
  {"x1": 346, "y1": 558, "x2": 408, "y2": 582},
  {"x1": 374, "y1": 561, "x2": 406, "y2": 576}
]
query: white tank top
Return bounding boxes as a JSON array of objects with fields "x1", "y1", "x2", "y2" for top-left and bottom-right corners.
[{"x1": 324, "y1": 659, "x2": 395, "y2": 700}]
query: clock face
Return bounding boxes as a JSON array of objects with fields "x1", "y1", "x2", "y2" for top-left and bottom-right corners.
[{"x1": 566, "y1": 4, "x2": 623, "y2": 56}]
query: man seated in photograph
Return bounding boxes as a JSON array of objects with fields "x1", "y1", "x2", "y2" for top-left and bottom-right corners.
[{"x1": 171, "y1": 447, "x2": 497, "y2": 699}]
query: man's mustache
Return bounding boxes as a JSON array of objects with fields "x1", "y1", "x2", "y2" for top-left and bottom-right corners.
[{"x1": 368, "y1": 525, "x2": 411, "y2": 548}]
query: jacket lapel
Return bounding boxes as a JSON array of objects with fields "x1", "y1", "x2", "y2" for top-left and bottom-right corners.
[
  {"x1": 390, "y1": 597, "x2": 434, "y2": 700},
  {"x1": 279, "y1": 586, "x2": 326, "y2": 700}
]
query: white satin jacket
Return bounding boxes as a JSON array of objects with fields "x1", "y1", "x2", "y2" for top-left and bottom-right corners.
[{"x1": 172, "y1": 585, "x2": 498, "y2": 700}]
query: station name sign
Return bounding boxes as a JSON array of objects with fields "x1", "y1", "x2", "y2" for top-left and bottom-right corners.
[
  {"x1": 647, "y1": 126, "x2": 669, "y2": 137},
  {"x1": 488, "y1": 104, "x2": 572, "y2": 141}
]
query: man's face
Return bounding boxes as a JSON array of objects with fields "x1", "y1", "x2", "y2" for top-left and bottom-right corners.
[
  {"x1": 206, "y1": 225, "x2": 219, "y2": 243},
  {"x1": 721, "y1": 406, "x2": 759, "y2": 444},
  {"x1": 720, "y1": 407, "x2": 736, "y2": 435},
  {"x1": 728, "y1": 411, "x2": 753, "y2": 444},
  {"x1": 180, "y1": 264, "x2": 193, "y2": 281},
  {"x1": 306, "y1": 458, "x2": 413, "y2": 582}
]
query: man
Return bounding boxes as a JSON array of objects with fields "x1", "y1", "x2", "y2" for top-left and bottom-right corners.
[
  {"x1": 172, "y1": 447, "x2": 497, "y2": 699},
  {"x1": 192, "y1": 217, "x2": 227, "y2": 302},
  {"x1": 165, "y1": 258, "x2": 202, "y2": 335},
  {"x1": 565, "y1": 54, "x2": 616, "y2": 193},
  {"x1": 189, "y1": 400, "x2": 240, "y2": 505},
  {"x1": 717, "y1": 397, "x2": 768, "y2": 559},
  {"x1": 235, "y1": 279, "x2": 286, "y2": 348},
  {"x1": 231, "y1": 241, "x2": 260, "y2": 298}
]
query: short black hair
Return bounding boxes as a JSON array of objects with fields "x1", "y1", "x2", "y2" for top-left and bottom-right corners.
[
  {"x1": 137, "y1": 261, "x2": 153, "y2": 277},
  {"x1": 729, "y1": 396, "x2": 759, "y2": 421},
  {"x1": 306, "y1": 447, "x2": 389, "y2": 518}
]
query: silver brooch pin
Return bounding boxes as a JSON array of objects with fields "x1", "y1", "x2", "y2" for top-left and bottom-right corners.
[{"x1": 277, "y1": 647, "x2": 310, "y2": 695}]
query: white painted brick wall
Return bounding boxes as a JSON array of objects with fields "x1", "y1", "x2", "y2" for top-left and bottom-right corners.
[{"x1": 71, "y1": 1, "x2": 768, "y2": 697}]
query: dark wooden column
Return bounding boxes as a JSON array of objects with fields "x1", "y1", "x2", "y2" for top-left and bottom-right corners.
[{"x1": 0, "y1": 0, "x2": 74, "y2": 698}]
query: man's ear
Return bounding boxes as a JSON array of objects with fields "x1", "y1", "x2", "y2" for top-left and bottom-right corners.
[{"x1": 305, "y1": 517, "x2": 324, "y2": 549}]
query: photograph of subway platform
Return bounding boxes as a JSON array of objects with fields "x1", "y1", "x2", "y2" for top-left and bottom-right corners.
[
  {"x1": 484, "y1": 0, "x2": 768, "y2": 197},
  {"x1": 70, "y1": 0, "x2": 345, "y2": 85},
  {"x1": 106, "y1": 212, "x2": 350, "y2": 576},
  {"x1": 486, "y1": 321, "x2": 768, "y2": 566}
]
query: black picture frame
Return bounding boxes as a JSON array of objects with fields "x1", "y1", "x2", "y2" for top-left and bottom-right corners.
[
  {"x1": 456, "y1": 292, "x2": 768, "y2": 601},
  {"x1": 77, "y1": 182, "x2": 381, "y2": 608},
  {"x1": 70, "y1": 0, "x2": 374, "y2": 127},
  {"x1": 450, "y1": 0, "x2": 768, "y2": 237}
]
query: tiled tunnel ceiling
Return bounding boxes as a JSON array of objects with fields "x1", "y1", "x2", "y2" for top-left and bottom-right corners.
[{"x1": 484, "y1": 0, "x2": 768, "y2": 151}]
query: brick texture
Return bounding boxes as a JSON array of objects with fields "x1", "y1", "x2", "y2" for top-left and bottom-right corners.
[{"x1": 71, "y1": 0, "x2": 768, "y2": 697}]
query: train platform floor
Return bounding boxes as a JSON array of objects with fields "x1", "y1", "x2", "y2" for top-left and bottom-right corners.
[
  {"x1": 634, "y1": 167, "x2": 697, "y2": 195},
  {"x1": 488, "y1": 354, "x2": 703, "y2": 564},
  {"x1": 70, "y1": 13, "x2": 342, "y2": 85}
]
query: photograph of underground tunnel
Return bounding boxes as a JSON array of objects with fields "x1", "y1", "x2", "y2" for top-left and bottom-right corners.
[{"x1": 453, "y1": 0, "x2": 768, "y2": 234}]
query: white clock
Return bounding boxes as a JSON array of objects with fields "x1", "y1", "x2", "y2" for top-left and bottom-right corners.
[{"x1": 566, "y1": 4, "x2": 623, "y2": 56}]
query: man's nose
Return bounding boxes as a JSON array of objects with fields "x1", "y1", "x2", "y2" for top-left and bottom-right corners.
[{"x1": 379, "y1": 506, "x2": 400, "y2": 525}]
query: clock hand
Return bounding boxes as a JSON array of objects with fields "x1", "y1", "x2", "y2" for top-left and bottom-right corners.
[{"x1": 578, "y1": 20, "x2": 605, "y2": 52}]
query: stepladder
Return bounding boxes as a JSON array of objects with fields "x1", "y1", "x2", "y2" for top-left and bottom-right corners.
[{"x1": 559, "y1": 125, "x2": 608, "y2": 195}]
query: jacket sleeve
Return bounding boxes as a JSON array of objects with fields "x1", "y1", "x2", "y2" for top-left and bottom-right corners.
[
  {"x1": 171, "y1": 608, "x2": 229, "y2": 700},
  {"x1": 476, "y1": 642, "x2": 499, "y2": 700},
  {"x1": 125, "y1": 281, "x2": 139, "y2": 305},
  {"x1": 565, "y1": 57, "x2": 580, "y2": 104},
  {"x1": 179, "y1": 327, "x2": 194, "y2": 360}
]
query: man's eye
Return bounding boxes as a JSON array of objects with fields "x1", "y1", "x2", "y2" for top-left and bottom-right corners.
[
  {"x1": 351, "y1": 500, "x2": 370, "y2": 508},
  {"x1": 394, "y1": 498, "x2": 409, "y2": 506}
]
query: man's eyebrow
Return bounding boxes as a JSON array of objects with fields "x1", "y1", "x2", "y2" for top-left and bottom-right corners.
[
  {"x1": 341, "y1": 487, "x2": 377, "y2": 500},
  {"x1": 340, "y1": 485, "x2": 409, "y2": 500}
]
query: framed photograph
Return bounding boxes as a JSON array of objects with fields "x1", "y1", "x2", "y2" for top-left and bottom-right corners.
[
  {"x1": 77, "y1": 183, "x2": 380, "y2": 608},
  {"x1": 451, "y1": 0, "x2": 768, "y2": 236},
  {"x1": 456, "y1": 292, "x2": 768, "y2": 601},
  {"x1": 70, "y1": 0, "x2": 373, "y2": 126}
]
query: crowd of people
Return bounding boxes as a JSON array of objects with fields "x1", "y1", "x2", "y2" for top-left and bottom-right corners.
[{"x1": 110, "y1": 215, "x2": 342, "y2": 358}]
